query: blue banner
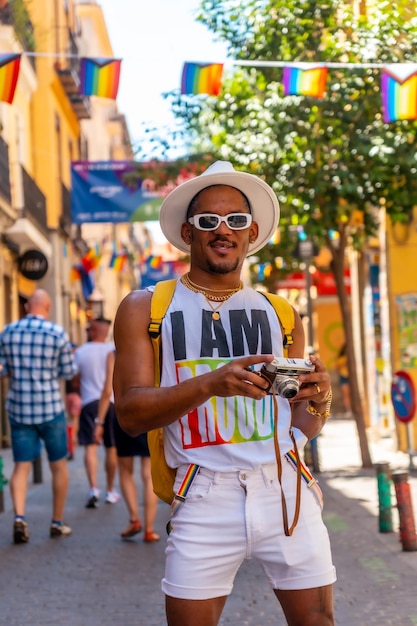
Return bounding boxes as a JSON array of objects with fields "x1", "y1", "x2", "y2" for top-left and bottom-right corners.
[
  {"x1": 140, "y1": 258, "x2": 188, "y2": 288},
  {"x1": 71, "y1": 161, "x2": 162, "y2": 224}
]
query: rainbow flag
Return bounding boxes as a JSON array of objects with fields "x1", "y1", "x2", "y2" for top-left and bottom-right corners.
[
  {"x1": 70, "y1": 266, "x2": 81, "y2": 283},
  {"x1": 79, "y1": 57, "x2": 121, "y2": 99},
  {"x1": 109, "y1": 252, "x2": 127, "y2": 272},
  {"x1": 181, "y1": 62, "x2": 223, "y2": 95},
  {"x1": 381, "y1": 64, "x2": 417, "y2": 123},
  {"x1": 0, "y1": 53, "x2": 21, "y2": 103},
  {"x1": 282, "y1": 64, "x2": 328, "y2": 98},
  {"x1": 81, "y1": 248, "x2": 100, "y2": 273},
  {"x1": 148, "y1": 255, "x2": 163, "y2": 269}
]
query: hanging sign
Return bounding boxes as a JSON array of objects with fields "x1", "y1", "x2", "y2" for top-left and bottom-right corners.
[{"x1": 18, "y1": 249, "x2": 48, "y2": 280}]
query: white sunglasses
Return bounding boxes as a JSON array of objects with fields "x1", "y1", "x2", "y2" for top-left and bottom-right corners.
[{"x1": 188, "y1": 213, "x2": 253, "y2": 231}]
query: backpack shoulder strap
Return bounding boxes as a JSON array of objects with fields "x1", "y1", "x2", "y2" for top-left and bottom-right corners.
[
  {"x1": 258, "y1": 292, "x2": 295, "y2": 357},
  {"x1": 148, "y1": 279, "x2": 177, "y2": 386}
]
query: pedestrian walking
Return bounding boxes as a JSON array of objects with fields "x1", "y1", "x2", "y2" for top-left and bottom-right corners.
[
  {"x1": 113, "y1": 161, "x2": 336, "y2": 625},
  {"x1": 74, "y1": 317, "x2": 120, "y2": 508},
  {"x1": 65, "y1": 343, "x2": 82, "y2": 460},
  {"x1": 0, "y1": 289, "x2": 77, "y2": 544},
  {"x1": 96, "y1": 350, "x2": 160, "y2": 542}
]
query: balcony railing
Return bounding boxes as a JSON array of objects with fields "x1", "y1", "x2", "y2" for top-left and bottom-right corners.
[
  {"x1": 21, "y1": 165, "x2": 48, "y2": 234},
  {"x1": 0, "y1": 136, "x2": 12, "y2": 204},
  {"x1": 55, "y1": 27, "x2": 91, "y2": 120}
]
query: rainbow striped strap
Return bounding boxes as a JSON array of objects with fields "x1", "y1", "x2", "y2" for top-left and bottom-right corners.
[
  {"x1": 285, "y1": 449, "x2": 324, "y2": 510},
  {"x1": 167, "y1": 464, "x2": 200, "y2": 534}
]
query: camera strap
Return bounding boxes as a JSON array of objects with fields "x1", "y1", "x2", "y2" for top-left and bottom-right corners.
[{"x1": 272, "y1": 390, "x2": 302, "y2": 536}]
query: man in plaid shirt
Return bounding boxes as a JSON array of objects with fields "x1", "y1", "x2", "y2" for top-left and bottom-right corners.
[{"x1": 0, "y1": 289, "x2": 78, "y2": 544}]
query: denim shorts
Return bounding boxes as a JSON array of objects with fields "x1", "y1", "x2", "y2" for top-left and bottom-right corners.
[
  {"x1": 162, "y1": 461, "x2": 336, "y2": 600},
  {"x1": 10, "y1": 412, "x2": 68, "y2": 463}
]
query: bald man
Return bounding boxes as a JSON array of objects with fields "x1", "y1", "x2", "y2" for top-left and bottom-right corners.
[{"x1": 0, "y1": 289, "x2": 78, "y2": 544}]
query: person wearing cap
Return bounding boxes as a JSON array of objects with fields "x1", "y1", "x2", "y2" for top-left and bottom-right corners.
[
  {"x1": 113, "y1": 161, "x2": 336, "y2": 625},
  {"x1": 73, "y1": 317, "x2": 121, "y2": 508}
]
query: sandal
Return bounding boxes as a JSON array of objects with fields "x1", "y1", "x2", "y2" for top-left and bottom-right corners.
[
  {"x1": 144, "y1": 531, "x2": 161, "y2": 543},
  {"x1": 120, "y1": 520, "x2": 142, "y2": 539}
]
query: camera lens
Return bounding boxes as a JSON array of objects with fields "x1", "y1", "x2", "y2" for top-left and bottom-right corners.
[{"x1": 275, "y1": 377, "x2": 299, "y2": 399}]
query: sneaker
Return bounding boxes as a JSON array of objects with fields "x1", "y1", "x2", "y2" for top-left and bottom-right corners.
[
  {"x1": 105, "y1": 490, "x2": 121, "y2": 504},
  {"x1": 85, "y1": 488, "x2": 99, "y2": 509},
  {"x1": 50, "y1": 522, "x2": 72, "y2": 538},
  {"x1": 13, "y1": 519, "x2": 29, "y2": 544}
]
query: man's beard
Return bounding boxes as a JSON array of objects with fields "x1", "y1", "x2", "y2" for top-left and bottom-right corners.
[{"x1": 206, "y1": 258, "x2": 240, "y2": 274}]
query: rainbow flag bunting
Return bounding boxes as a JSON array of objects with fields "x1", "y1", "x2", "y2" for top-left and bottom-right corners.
[
  {"x1": 79, "y1": 57, "x2": 121, "y2": 99},
  {"x1": 181, "y1": 62, "x2": 224, "y2": 95},
  {"x1": 0, "y1": 53, "x2": 21, "y2": 103},
  {"x1": 381, "y1": 64, "x2": 417, "y2": 123},
  {"x1": 282, "y1": 64, "x2": 328, "y2": 98}
]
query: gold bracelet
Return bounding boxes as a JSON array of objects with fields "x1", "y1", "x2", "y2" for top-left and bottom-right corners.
[{"x1": 306, "y1": 388, "x2": 333, "y2": 420}]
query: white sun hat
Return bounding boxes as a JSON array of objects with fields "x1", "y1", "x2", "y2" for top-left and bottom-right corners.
[{"x1": 159, "y1": 160, "x2": 280, "y2": 255}]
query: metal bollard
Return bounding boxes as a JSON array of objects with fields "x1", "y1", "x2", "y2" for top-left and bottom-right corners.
[
  {"x1": 375, "y1": 462, "x2": 394, "y2": 532},
  {"x1": 32, "y1": 456, "x2": 43, "y2": 484},
  {"x1": 392, "y1": 470, "x2": 417, "y2": 552}
]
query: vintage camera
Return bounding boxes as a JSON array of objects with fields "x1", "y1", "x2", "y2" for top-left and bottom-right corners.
[{"x1": 260, "y1": 357, "x2": 315, "y2": 398}]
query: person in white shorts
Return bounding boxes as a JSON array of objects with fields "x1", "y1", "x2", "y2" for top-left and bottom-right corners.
[{"x1": 113, "y1": 161, "x2": 336, "y2": 626}]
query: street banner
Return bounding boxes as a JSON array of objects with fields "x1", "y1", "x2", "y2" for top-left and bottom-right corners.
[
  {"x1": 71, "y1": 161, "x2": 163, "y2": 224},
  {"x1": 140, "y1": 258, "x2": 188, "y2": 288}
]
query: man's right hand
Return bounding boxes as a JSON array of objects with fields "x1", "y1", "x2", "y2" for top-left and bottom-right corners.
[{"x1": 202, "y1": 354, "x2": 274, "y2": 400}]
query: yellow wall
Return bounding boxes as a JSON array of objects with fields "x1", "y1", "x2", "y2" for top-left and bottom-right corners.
[
  {"x1": 315, "y1": 296, "x2": 345, "y2": 369},
  {"x1": 387, "y1": 207, "x2": 417, "y2": 452},
  {"x1": 28, "y1": 1, "x2": 81, "y2": 230}
]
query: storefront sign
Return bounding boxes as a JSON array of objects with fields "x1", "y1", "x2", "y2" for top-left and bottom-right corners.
[{"x1": 18, "y1": 249, "x2": 48, "y2": 280}]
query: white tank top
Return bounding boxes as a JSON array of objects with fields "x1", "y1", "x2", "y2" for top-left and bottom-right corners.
[
  {"x1": 157, "y1": 280, "x2": 294, "y2": 472},
  {"x1": 75, "y1": 342, "x2": 115, "y2": 406}
]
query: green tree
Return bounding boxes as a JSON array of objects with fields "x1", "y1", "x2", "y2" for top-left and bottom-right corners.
[{"x1": 156, "y1": 0, "x2": 417, "y2": 468}]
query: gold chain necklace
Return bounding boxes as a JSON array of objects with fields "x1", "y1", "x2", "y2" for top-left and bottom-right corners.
[
  {"x1": 180, "y1": 273, "x2": 242, "y2": 301},
  {"x1": 180, "y1": 273, "x2": 243, "y2": 320}
]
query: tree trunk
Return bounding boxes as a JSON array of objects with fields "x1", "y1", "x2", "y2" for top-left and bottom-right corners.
[
  {"x1": 356, "y1": 250, "x2": 370, "y2": 423},
  {"x1": 330, "y1": 239, "x2": 373, "y2": 468}
]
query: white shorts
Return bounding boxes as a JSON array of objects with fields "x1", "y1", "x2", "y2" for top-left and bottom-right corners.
[{"x1": 162, "y1": 460, "x2": 336, "y2": 600}]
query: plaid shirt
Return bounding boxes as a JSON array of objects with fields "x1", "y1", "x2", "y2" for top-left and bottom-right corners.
[{"x1": 0, "y1": 314, "x2": 78, "y2": 424}]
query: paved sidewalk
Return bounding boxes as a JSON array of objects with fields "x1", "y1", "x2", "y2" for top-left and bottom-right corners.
[
  {"x1": 0, "y1": 417, "x2": 416, "y2": 625},
  {"x1": 319, "y1": 418, "x2": 417, "y2": 626}
]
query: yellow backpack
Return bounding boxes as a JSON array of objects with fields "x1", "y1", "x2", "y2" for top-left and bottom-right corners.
[{"x1": 147, "y1": 278, "x2": 295, "y2": 504}]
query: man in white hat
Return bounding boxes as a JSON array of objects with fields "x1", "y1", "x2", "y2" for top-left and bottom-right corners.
[{"x1": 113, "y1": 161, "x2": 336, "y2": 625}]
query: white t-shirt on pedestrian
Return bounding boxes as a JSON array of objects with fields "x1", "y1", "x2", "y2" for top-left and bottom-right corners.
[{"x1": 74, "y1": 342, "x2": 115, "y2": 406}]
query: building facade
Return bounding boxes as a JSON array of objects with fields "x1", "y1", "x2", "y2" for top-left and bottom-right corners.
[{"x1": 0, "y1": 0, "x2": 140, "y2": 447}]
